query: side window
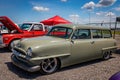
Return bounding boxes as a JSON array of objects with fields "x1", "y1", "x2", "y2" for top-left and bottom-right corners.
[
  {"x1": 73, "y1": 29, "x2": 91, "y2": 39},
  {"x1": 102, "y1": 30, "x2": 112, "y2": 38},
  {"x1": 32, "y1": 24, "x2": 43, "y2": 31},
  {"x1": 91, "y1": 29, "x2": 102, "y2": 38},
  {"x1": 20, "y1": 24, "x2": 32, "y2": 30}
]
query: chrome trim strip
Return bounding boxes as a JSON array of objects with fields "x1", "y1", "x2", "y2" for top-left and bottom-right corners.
[{"x1": 12, "y1": 49, "x2": 26, "y2": 58}]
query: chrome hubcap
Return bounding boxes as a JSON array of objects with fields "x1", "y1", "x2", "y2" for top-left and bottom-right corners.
[
  {"x1": 104, "y1": 53, "x2": 110, "y2": 59},
  {"x1": 41, "y1": 58, "x2": 57, "y2": 73}
]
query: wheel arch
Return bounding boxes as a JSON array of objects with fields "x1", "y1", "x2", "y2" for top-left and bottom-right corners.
[
  {"x1": 56, "y1": 57, "x2": 61, "y2": 69},
  {"x1": 8, "y1": 38, "x2": 21, "y2": 49}
]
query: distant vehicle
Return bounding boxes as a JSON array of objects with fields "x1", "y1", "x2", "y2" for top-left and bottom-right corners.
[
  {"x1": 0, "y1": 24, "x2": 9, "y2": 34},
  {"x1": 109, "y1": 71, "x2": 120, "y2": 80},
  {"x1": 0, "y1": 16, "x2": 47, "y2": 49},
  {"x1": 11, "y1": 24, "x2": 117, "y2": 74},
  {"x1": 0, "y1": 24, "x2": 2, "y2": 28}
]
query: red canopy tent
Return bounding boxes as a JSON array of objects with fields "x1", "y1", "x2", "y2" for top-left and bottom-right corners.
[{"x1": 40, "y1": 15, "x2": 71, "y2": 26}]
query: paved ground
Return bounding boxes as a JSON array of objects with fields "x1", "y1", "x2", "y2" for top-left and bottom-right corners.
[{"x1": 0, "y1": 35, "x2": 120, "y2": 80}]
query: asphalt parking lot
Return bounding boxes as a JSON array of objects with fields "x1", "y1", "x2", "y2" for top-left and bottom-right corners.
[{"x1": 0, "y1": 35, "x2": 120, "y2": 80}]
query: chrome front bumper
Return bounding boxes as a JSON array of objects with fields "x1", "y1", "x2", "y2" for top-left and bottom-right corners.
[
  {"x1": 11, "y1": 54, "x2": 40, "y2": 72},
  {"x1": 0, "y1": 43, "x2": 6, "y2": 48},
  {"x1": 0, "y1": 35, "x2": 6, "y2": 48}
]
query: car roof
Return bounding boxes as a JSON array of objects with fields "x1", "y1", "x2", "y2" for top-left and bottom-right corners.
[{"x1": 55, "y1": 24, "x2": 110, "y2": 30}]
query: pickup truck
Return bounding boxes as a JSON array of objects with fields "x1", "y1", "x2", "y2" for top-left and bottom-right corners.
[{"x1": 0, "y1": 16, "x2": 47, "y2": 49}]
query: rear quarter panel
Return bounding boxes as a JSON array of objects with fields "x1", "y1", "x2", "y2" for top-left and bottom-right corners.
[{"x1": 60, "y1": 38, "x2": 116, "y2": 68}]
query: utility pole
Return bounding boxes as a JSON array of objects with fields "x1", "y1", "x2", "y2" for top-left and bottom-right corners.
[
  {"x1": 114, "y1": 17, "x2": 120, "y2": 38},
  {"x1": 109, "y1": 11, "x2": 112, "y2": 29},
  {"x1": 89, "y1": 11, "x2": 91, "y2": 25}
]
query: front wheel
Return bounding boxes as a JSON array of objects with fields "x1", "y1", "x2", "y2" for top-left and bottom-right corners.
[{"x1": 40, "y1": 58, "x2": 60, "y2": 75}]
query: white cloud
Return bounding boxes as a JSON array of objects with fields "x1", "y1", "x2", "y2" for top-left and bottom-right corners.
[
  {"x1": 96, "y1": 12, "x2": 101, "y2": 16},
  {"x1": 114, "y1": 7, "x2": 120, "y2": 11},
  {"x1": 69, "y1": 14, "x2": 79, "y2": 18},
  {"x1": 96, "y1": 11, "x2": 115, "y2": 17},
  {"x1": 105, "y1": 12, "x2": 115, "y2": 16},
  {"x1": 33, "y1": 6, "x2": 49, "y2": 12},
  {"x1": 81, "y1": 1, "x2": 95, "y2": 10},
  {"x1": 69, "y1": 14, "x2": 80, "y2": 23},
  {"x1": 61, "y1": 0, "x2": 67, "y2": 2},
  {"x1": 82, "y1": 0, "x2": 116, "y2": 11},
  {"x1": 96, "y1": 0, "x2": 116, "y2": 7},
  {"x1": 96, "y1": 11, "x2": 107, "y2": 16}
]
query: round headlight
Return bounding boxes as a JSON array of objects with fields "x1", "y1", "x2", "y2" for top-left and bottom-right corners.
[
  {"x1": 16, "y1": 43, "x2": 21, "y2": 47},
  {"x1": 27, "y1": 47, "x2": 32, "y2": 57}
]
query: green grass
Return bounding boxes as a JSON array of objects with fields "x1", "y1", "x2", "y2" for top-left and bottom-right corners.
[{"x1": 112, "y1": 30, "x2": 120, "y2": 35}]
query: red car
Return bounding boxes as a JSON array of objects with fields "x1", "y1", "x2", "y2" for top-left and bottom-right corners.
[{"x1": 0, "y1": 16, "x2": 47, "y2": 49}]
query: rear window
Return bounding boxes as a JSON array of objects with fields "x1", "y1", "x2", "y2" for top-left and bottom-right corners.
[
  {"x1": 91, "y1": 30, "x2": 102, "y2": 38},
  {"x1": 32, "y1": 24, "x2": 43, "y2": 31},
  {"x1": 102, "y1": 30, "x2": 112, "y2": 38},
  {"x1": 72, "y1": 29, "x2": 91, "y2": 39}
]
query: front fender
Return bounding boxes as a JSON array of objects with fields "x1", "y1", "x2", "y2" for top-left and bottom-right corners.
[
  {"x1": 32, "y1": 41, "x2": 71, "y2": 58},
  {"x1": 29, "y1": 53, "x2": 71, "y2": 65}
]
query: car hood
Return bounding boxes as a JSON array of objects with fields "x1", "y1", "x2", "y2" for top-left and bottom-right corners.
[
  {"x1": 0, "y1": 16, "x2": 22, "y2": 33},
  {"x1": 17, "y1": 36, "x2": 69, "y2": 50}
]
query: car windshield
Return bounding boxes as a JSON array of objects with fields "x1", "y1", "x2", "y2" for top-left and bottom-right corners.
[
  {"x1": 47, "y1": 26, "x2": 73, "y2": 39},
  {"x1": 20, "y1": 23, "x2": 32, "y2": 30}
]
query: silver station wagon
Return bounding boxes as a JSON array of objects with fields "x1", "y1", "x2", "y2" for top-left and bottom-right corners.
[{"x1": 11, "y1": 24, "x2": 117, "y2": 74}]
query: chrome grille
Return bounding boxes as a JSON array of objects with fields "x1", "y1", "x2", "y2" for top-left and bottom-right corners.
[{"x1": 14, "y1": 48, "x2": 26, "y2": 55}]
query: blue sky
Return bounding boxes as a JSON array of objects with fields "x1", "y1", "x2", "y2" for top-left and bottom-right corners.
[{"x1": 0, "y1": 0, "x2": 120, "y2": 24}]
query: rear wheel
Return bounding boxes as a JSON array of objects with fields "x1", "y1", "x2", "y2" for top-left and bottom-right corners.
[
  {"x1": 40, "y1": 58, "x2": 60, "y2": 75},
  {"x1": 103, "y1": 52, "x2": 111, "y2": 60}
]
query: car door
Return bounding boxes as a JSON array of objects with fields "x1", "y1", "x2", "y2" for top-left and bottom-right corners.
[
  {"x1": 91, "y1": 29, "x2": 103, "y2": 58},
  {"x1": 71, "y1": 29, "x2": 96, "y2": 64},
  {"x1": 22, "y1": 30, "x2": 34, "y2": 38},
  {"x1": 21, "y1": 23, "x2": 34, "y2": 38}
]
